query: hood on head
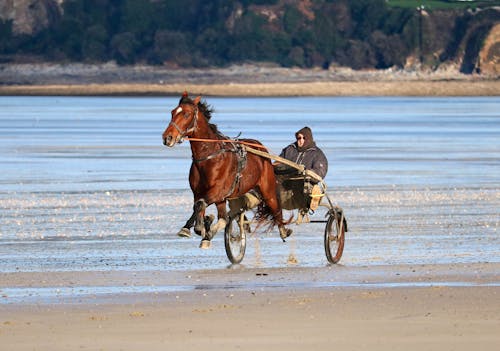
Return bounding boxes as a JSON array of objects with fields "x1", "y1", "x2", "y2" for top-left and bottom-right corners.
[{"x1": 295, "y1": 126, "x2": 314, "y2": 150}]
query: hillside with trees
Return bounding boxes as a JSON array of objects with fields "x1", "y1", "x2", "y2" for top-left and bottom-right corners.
[{"x1": 0, "y1": 0, "x2": 499, "y2": 75}]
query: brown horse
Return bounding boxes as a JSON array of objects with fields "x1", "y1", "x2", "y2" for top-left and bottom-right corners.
[{"x1": 162, "y1": 92, "x2": 291, "y2": 248}]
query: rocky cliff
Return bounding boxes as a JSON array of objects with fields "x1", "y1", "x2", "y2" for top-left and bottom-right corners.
[
  {"x1": 478, "y1": 22, "x2": 500, "y2": 74},
  {"x1": 0, "y1": 0, "x2": 61, "y2": 35}
]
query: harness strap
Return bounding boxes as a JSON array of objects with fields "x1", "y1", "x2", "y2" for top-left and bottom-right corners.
[
  {"x1": 191, "y1": 141, "x2": 247, "y2": 200},
  {"x1": 169, "y1": 120, "x2": 183, "y2": 135},
  {"x1": 225, "y1": 144, "x2": 247, "y2": 199},
  {"x1": 192, "y1": 148, "x2": 227, "y2": 163}
]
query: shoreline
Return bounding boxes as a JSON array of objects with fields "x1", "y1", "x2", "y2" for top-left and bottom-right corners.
[
  {"x1": 1, "y1": 63, "x2": 498, "y2": 96},
  {"x1": 2, "y1": 262, "x2": 499, "y2": 292},
  {"x1": 1, "y1": 80, "x2": 499, "y2": 96}
]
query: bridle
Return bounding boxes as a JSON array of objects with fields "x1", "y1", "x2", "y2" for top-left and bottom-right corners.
[{"x1": 167, "y1": 104, "x2": 199, "y2": 141}]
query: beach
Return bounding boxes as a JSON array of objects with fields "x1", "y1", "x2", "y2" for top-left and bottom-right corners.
[
  {"x1": 0, "y1": 93, "x2": 499, "y2": 349},
  {"x1": 0, "y1": 63, "x2": 499, "y2": 96},
  {"x1": 1, "y1": 264, "x2": 499, "y2": 351},
  {"x1": 1, "y1": 80, "x2": 500, "y2": 96}
]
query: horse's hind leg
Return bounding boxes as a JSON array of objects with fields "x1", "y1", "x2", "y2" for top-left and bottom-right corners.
[
  {"x1": 208, "y1": 201, "x2": 228, "y2": 239},
  {"x1": 258, "y1": 174, "x2": 292, "y2": 242},
  {"x1": 229, "y1": 195, "x2": 255, "y2": 233},
  {"x1": 261, "y1": 193, "x2": 292, "y2": 241},
  {"x1": 278, "y1": 224, "x2": 293, "y2": 241}
]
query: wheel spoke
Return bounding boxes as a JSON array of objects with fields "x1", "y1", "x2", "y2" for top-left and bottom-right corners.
[
  {"x1": 324, "y1": 212, "x2": 345, "y2": 264},
  {"x1": 224, "y1": 217, "x2": 246, "y2": 264}
]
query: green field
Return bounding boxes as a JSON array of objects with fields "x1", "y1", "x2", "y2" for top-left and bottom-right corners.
[{"x1": 386, "y1": 0, "x2": 500, "y2": 9}]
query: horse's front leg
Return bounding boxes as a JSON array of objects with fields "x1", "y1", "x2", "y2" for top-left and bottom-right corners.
[
  {"x1": 177, "y1": 206, "x2": 197, "y2": 237},
  {"x1": 179, "y1": 204, "x2": 214, "y2": 238},
  {"x1": 192, "y1": 199, "x2": 211, "y2": 248}
]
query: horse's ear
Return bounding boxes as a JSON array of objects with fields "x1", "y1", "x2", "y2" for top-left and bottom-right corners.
[
  {"x1": 193, "y1": 96, "x2": 201, "y2": 105},
  {"x1": 179, "y1": 91, "x2": 189, "y2": 104}
]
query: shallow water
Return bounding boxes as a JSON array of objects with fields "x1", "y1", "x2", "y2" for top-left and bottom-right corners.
[
  {"x1": 0, "y1": 96, "x2": 499, "y2": 273},
  {"x1": 3, "y1": 279, "x2": 500, "y2": 305}
]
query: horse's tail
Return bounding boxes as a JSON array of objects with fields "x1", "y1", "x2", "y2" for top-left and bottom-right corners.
[
  {"x1": 254, "y1": 201, "x2": 274, "y2": 227},
  {"x1": 254, "y1": 199, "x2": 292, "y2": 229}
]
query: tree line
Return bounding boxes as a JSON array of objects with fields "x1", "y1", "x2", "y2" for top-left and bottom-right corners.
[{"x1": 0, "y1": 0, "x2": 496, "y2": 71}]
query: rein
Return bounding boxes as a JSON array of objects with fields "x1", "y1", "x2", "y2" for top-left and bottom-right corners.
[
  {"x1": 186, "y1": 136, "x2": 324, "y2": 184},
  {"x1": 184, "y1": 137, "x2": 268, "y2": 150}
]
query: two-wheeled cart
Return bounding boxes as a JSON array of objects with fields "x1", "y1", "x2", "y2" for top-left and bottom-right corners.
[{"x1": 224, "y1": 146, "x2": 347, "y2": 265}]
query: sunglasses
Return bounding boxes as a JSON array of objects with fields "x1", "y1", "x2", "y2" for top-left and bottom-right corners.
[{"x1": 296, "y1": 136, "x2": 305, "y2": 140}]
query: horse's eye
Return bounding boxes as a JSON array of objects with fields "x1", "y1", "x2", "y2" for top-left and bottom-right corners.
[{"x1": 184, "y1": 112, "x2": 190, "y2": 118}]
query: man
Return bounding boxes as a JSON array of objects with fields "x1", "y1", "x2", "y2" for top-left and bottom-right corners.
[
  {"x1": 277, "y1": 126, "x2": 328, "y2": 213},
  {"x1": 279, "y1": 126, "x2": 328, "y2": 180}
]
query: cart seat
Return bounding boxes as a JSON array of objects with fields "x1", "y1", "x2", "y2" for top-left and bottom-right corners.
[{"x1": 275, "y1": 174, "x2": 324, "y2": 211}]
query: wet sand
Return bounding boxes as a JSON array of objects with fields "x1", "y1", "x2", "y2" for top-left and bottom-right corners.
[{"x1": 1, "y1": 264, "x2": 499, "y2": 350}]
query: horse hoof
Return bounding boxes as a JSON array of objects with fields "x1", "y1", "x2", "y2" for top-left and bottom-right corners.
[
  {"x1": 199, "y1": 239, "x2": 212, "y2": 249},
  {"x1": 177, "y1": 227, "x2": 191, "y2": 238},
  {"x1": 280, "y1": 228, "x2": 293, "y2": 242}
]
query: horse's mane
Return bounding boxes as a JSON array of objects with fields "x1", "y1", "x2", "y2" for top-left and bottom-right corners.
[
  {"x1": 179, "y1": 95, "x2": 213, "y2": 119},
  {"x1": 179, "y1": 95, "x2": 221, "y2": 135}
]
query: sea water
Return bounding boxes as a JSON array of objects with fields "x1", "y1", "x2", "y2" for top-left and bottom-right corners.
[{"x1": 0, "y1": 96, "x2": 499, "y2": 273}]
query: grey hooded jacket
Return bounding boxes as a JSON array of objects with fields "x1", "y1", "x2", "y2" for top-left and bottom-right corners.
[{"x1": 279, "y1": 127, "x2": 328, "y2": 180}]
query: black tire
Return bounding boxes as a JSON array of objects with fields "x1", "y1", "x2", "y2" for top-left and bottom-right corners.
[
  {"x1": 224, "y1": 213, "x2": 246, "y2": 264},
  {"x1": 324, "y1": 210, "x2": 345, "y2": 264}
]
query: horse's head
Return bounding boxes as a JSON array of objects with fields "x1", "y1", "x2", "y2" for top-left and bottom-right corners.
[{"x1": 162, "y1": 92, "x2": 201, "y2": 147}]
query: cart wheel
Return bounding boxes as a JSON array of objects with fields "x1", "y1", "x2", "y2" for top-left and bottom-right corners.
[
  {"x1": 324, "y1": 210, "x2": 345, "y2": 264},
  {"x1": 224, "y1": 212, "x2": 247, "y2": 264}
]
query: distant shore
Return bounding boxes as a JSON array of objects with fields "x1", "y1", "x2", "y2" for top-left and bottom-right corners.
[
  {"x1": 1, "y1": 80, "x2": 500, "y2": 96},
  {"x1": 0, "y1": 63, "x2": 498, "y2": 96}
]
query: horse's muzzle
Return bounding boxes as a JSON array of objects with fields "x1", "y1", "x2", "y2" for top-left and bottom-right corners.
[{"x1": 163, "y1": 135, "x2": 174, "y2": 147}]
